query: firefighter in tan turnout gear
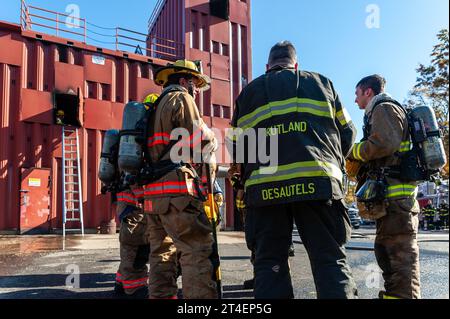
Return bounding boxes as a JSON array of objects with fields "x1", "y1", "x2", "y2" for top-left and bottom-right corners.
[
  {"x1": 348, "y1": 75, "x2": 421, "y2": 299},
  {"x1": 114, "y1": 93, "x2": 160, "y2": 298},
  {"x1": 144, "y1": 60, "x2": 219, "y2": 299},
  {"x1": 114, "y1": 187, "x2": 149, "y2": 298}
]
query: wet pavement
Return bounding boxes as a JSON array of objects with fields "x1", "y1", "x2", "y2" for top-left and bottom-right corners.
[{"x1": 0, "y1": 229, "x2": 448, "y2": 299}]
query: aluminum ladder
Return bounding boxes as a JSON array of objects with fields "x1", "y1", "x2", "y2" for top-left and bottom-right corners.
[{"x1": 62, "y1": 126, "x2": 84, "y2": 237}]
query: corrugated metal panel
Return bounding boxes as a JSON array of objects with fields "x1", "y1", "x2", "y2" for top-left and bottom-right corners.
[
  {"x1": 0, "y1": 0, "x2": 252, "y2": 232},
  {"x1": 181, "y1": 0, "x2": 252, "y2": 230},
  {"x1": 0, "y1": 21, "x2": 171, "y2": 232},
  {"x1": 148, "y1": 0, "x2": 185, "y2": 60}
]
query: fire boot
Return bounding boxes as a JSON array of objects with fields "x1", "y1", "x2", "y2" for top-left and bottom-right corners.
[
  {"x1": 289, "y1": 243, "x2": 295, "y2": 257},
  {"x1": 243, "y1": 278, "x2": 254, "y2": 290}
]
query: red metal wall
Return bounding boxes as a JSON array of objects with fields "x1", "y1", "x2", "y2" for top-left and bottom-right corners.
[
  {"x1": 0, "y1": 21, "x2": 170, "y2": 232},
  {"x1": 183, "y1": 0, "x2": 253, "y2": 229},
  {"x1": 148, "y1": 0, "x2": 185, "y2": 60},
  {"x1": 147, "y1": 0, "x2": 252, "y2": 229},
  {"x1": 0, "y1": 0, "x2": 252, "y2": 232}
]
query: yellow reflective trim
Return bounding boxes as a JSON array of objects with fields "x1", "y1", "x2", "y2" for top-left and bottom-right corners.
[
  {"x1": 246, "y1": 171, "x2": 329, "y2": 188},
  {"x1": 387, "y1": 191, "x2": 415, "y2": 198},
  {"x1": 398, "y1": 141, "x2": 412, "y2": 153},
  {"x1": 383, "y1": 295, "x2": 402, "y2": 300},
  {"x1": 237, "y1": 97, "x2": 333, "y2": 130},
  {"x1": 388, "y1": 184, "x2": 417, "y2": 190},
  {"x1": 245, "y1": 161, "x2": 342, "y2": 189},
  {"x1": 236, "y1": 199, "x2": 246, "y2": 209},
  {"x1": 336, "y1": 108, "x2": 352, "y2": 126},
  {"x1": 387, "y1": 184, "x2": 417, "y2": 198},
  {"x1": 237, "y1": 97, "x2": 297, "y2": 126},
  {"x1": 249, "y1": 161, "x2": 338, "y2": 177},
  {"x1": 226, "y1": 127, "x2": 241, "y2": 142},
  {"x1": 352, "y1": 144, "x2": 359, "y2": 160},
  {"x1": 242, "y1": 106, "x2": 331, "y2": 130},
  {"x1": 355, "y1": 142, "x2": 365, "y2": 162}
]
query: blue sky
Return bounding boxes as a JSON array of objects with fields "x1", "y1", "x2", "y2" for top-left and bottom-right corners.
[{"x1": 1, "y1": 0, "x2": 449, "y2": 139}]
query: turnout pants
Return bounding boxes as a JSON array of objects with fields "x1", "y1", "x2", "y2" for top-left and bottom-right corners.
[
  {"x1": 147, "y1": 196, "x2": 217, "y2": 299},
  {"x1": 375, "y1": 198, "x2": 421, "y2": 299},
  {"x1": 116, "y1": 209, "x2": 150, "y2": 295},
  {"x1": 245, "y1": 200, "x2": 357, "y2": 299}
]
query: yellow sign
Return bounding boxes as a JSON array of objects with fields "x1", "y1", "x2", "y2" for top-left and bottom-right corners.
[{"x1": 28, "y1": 178, "x2": 41, "y2": 187}]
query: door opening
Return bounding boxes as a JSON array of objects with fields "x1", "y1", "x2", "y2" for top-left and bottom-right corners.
[{"x1": 54, "y1": 90, "x2": 81, "y2": 127}]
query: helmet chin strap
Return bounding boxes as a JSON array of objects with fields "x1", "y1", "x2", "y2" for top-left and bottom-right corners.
[{"x1": 187, "y1": 80, "x2": 195, "y2": 97}]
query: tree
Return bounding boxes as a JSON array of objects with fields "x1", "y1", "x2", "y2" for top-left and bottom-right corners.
[{"x1": 406, "y1": 29, "x2": 449, "y2": 178}]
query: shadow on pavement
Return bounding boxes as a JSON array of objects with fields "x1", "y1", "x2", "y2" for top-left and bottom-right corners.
[
  {"x1": 223, "y1": 285, "x2": 254, "y2": 299},
  {"x1": 0, "y1": 274, "x2": 255, "y2": 299},
  {"x1": 0, "y1": 288, "x2": 118, "y2": 299},
  {"x1": 220, "y1": 256, "x2": 251, "y2": 261},
  {"x1": 0, "y1": 273, "x2": 115, "y2": 290}
]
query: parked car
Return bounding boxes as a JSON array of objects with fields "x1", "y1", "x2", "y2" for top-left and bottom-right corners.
[
  {"x1": 348, "y1": 207, "x2": 362, "y2": 229},
  {"x1": 347, "y1": 202, "x2": 375, "y2": 227}
]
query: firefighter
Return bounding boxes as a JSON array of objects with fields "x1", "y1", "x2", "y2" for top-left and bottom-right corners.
[
  {"x1": 56, "y1": 110, "x2": 65, "y2": 125},
  {"x1": 348, "y1": 75, "x2": 421, "y2": 299},
  {"x1": 423, "y1": 203, "x2": 436, "y2": 231},
  {"x1": 228, "y1": 41, "x2": 358, "y2": 299},
  {"x1": 418, "y1": 207, "x2": 425, "y2": 231},
  {"x1": 143, "y1": 59, "x2": 218, "y2": 299},
  {"x1": 229, "y1": 166, "x2": 256, "y2": 290},
  {"x1": 114, "y1": 93, "x2": 160, "y2": 298},
  {"x1": 114, "y1": 187, "x2": 149, "y2": 298},
  {"x1": 176, "y1": 180, "x2": 223, "y2": 280},
  {"x1": 230, "y1": 165, "x2": 296, "y2": 290},
  {"x1": 439, "y1": 203, "x2": 449, "y2": 229}
]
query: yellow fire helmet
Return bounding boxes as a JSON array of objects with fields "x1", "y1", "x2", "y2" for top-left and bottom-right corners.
[
  {"x1": 154, "y1": 59, "x2": 211, "y2": 91},
  {"x1": 57, "y1": 110, "x2": 65, "y2": 116},
  {"x1": 143, "y1": 93, "x2": 160, "y2": 109}
]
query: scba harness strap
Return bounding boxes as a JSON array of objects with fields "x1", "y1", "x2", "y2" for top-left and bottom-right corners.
[
  {"x1": 362, "y1": 99, "x2": 406, "y2": 141},
  {"x1": 363, "y1": 99, "x2": 427, "y2": 183},
  {"x1": 137, "y1": 87, "x2": 208, "y2": 202}
]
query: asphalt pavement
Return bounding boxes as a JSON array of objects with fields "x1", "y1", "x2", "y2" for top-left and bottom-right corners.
[{"x1": 0, "y1": 227, "x2": 448, "y2": 299}]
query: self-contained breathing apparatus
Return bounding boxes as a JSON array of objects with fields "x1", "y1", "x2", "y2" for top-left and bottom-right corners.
[
  {"x1": 356, "y1": 99, "x2": 447, "y2": 204},
  {"x1": 99, "y1": 129, "x2": 120, "y2": 194},
  {"x1": 99, "y1": 91, "x2": 181, "y2": 195},
  {"x1": 98, "y1": 89, "x2": 207, "y2": 202}
]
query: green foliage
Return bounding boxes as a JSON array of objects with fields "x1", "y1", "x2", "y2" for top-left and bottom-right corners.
[{"x1": 406, "y1": 29, "x2": 449, "y2": 177}]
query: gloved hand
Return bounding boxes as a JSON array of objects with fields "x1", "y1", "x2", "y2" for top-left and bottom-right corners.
[
  {"x1": 235, "y1": 189, "x2": 246, "y2": 213},
  {"x1": 214, "y1": 193, "x2": 224, "y2": 208},
  {"x1": 228, "y1": 164, "x2": 241, "y2": 180},
  {"x1": 119, "y1": 205, "x2": 136, "y2": 222},
  {"x1": 203, "y1": 138, "x2": 218, "y2": 160}
]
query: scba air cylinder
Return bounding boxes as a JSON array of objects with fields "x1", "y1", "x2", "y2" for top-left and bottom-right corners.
[
  {"x1": 98, "y1": 129, "x2": 120, "y2": 184},
  {"x1": 410, "y1": 106, "x2": 447, "y2": 171},
  {"x1": 118, "y1": 102, "x2": 147, "y2": 174}
]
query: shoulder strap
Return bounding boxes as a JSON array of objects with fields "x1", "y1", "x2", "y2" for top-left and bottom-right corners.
[
  {"x1": 363, "y1": 98, "x2": 408, "y2": 140},
  {"x1": 143, "y1": 86, "x2": 185, "y2": 164},
  {"x1": 372, "y1": 99, "x2": 407, "y2": 117}
]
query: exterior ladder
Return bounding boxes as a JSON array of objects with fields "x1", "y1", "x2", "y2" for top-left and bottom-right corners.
[{"x1": 62, "y1": 126, "x2": 84, "y2": 237}]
